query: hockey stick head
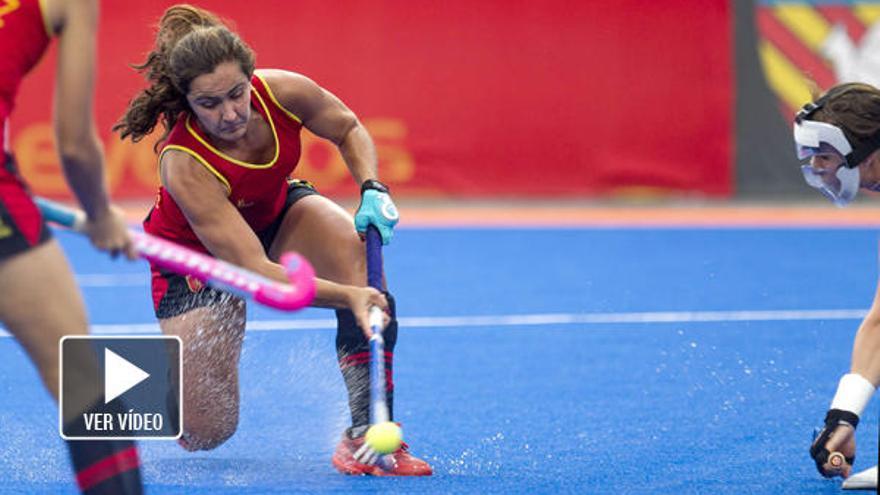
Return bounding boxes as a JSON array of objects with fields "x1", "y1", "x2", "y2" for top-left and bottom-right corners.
[{"x1": 253, "y1": 252, "x2": 316, "y2": 311}]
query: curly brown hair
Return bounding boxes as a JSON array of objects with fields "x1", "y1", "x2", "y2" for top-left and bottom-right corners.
[{"x1": 113, "y1": 4, "x2": 256, "y2": 151}]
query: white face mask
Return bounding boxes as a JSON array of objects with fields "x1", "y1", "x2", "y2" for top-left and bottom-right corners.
[
  {"x1": 794, "y1": 120, "x2": 860, "y2": 206},
  {"x1": 800, "y1": 161, "x2": 860, "y2": 207}
]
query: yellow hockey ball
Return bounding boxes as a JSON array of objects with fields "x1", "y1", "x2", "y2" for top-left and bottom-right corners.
[{"x1": 365, "y1": 421, "x2": 402, "y2": 454}]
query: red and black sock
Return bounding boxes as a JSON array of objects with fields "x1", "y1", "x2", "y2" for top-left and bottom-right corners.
[
  {"x1": 66, "y1": 439, "x2": 142, "y2": 495},
  {"x1": 336, "y1": 292, "x2": 398, "y2": 436},
  {"x1": 64, "y1": 399, "x2": 143, "y2": 494}
]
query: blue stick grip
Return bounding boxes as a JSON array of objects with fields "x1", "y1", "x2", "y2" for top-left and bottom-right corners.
[
  {"x1": 365, "y1": 226, "x2": 383, "y2": 291},
  {"x1": 35, "y1": 198, "x2": 84, "y2": 230}
]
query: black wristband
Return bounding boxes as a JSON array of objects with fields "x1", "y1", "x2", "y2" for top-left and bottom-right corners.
[
  {"x1": 824, "y1": 408, "x2": 860, "y2": 430},
  {"x1": 361, "y1": 179, "x2": 389, "y2": 194}
]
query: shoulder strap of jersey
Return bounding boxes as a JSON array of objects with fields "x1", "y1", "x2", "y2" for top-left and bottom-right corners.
[{"x1": 252, "y1": 72, "x2": 303, "y2": 125}]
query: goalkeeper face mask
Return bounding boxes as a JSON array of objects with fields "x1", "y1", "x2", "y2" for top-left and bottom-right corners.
[
  {"x1": 794, "y1": 97, "x2": 880, "y2": 207},
  {"x1": 794, "y1": 120, "x2": 859, "y2": 206}
]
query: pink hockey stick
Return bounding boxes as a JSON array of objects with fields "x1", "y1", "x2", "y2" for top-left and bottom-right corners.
[{"x1": 36, "y1": 198, "x2": 316, "y2": 312}]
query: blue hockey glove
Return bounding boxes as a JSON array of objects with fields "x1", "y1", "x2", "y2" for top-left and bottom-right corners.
[{"x1": 355, "y1": 179, "x2": 399, "y2": 245}]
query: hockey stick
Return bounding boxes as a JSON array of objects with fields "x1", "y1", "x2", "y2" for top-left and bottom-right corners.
[
  {"x1": 36, "y1": 198, "x2": 316, "y2": 311},
  {"x1": 350, "y1": 225, "x2": 404, "y2": 468},
  {"x1": 365, "y1": 225, "x2": 390, "y2": 426}
]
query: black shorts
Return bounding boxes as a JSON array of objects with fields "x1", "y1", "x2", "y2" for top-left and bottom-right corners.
[
  {"x1": 0, "y1": 153, "x2": 51, "y2": 262},
  {"x1": 152, "y1": 179, "x2": 318, "y2": 319}
]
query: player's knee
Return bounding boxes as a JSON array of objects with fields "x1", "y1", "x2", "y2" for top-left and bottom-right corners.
[
  {"x1": 179, "y1": 416, "x2": 239, "y2": 451},
  {"x1": 178, "y1": 404, "x2": 240, "y2": 451}
]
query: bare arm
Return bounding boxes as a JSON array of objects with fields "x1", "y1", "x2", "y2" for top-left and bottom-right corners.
[
  {"x1": 257, "y1": 70, "x2": 379, "y2": 185},
  {"x1": 850, "y1": 282, "x2": 880, "y2": 385},
  {"x1": 47, "y1": 0, "x2": 132, "y2": 257},
  {"x1": 161, "y1": 151, "x2": 365, "y2": 310},
  {"x1": 52, "y1": 0, "x2": 110, "y2": 219}
]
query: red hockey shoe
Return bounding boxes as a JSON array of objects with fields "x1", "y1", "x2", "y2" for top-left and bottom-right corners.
[{"x1": 332, "y1": 433, "x2": 433, "y2": 476}]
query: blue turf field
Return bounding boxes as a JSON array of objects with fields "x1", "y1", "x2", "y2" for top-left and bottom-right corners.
[{"x1": 0, "y1": 226, "x2": 878, "y2": 493}]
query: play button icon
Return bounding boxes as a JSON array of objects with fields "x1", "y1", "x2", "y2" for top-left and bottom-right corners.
[
  {"x1": 104, "y1": 348, "x2": 150, "y2": 404},
  {"x1": 60, "y1": 336, "x2": 182, "y2": 440}
]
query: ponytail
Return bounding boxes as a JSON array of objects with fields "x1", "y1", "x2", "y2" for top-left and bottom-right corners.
[{"x1": 113, "y1": 5, "x2": 253, "y2": 151}]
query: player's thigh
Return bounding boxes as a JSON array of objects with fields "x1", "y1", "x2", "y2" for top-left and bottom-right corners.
[
  {"x1": 159, "y1": 301, "x2": 246, "y2": 391},
  {"x1": 0, "y1": 240, "x2": 88, "y2": 386},
  {"x1": 268, "y1": 195, "x2": 365, "y2": 286}
]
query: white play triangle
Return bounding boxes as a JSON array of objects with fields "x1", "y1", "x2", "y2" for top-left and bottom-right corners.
[{"x1": 104, "y1": 348, "x2": 150, "y2": 404}]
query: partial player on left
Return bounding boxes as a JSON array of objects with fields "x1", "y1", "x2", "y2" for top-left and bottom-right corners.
[{"x1": 0, "y1": 0, "x2": 143, "y2": 494}]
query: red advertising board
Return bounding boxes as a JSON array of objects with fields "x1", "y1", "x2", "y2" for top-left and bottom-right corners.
[{"x1": 10, "y1": 0, "x2": 732, "y2": 199}]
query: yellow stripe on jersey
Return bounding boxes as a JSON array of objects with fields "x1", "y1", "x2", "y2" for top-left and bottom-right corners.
[
  {"x1": 254, "y1": 73, "x2": 303, "y2": 124},
  {"x1": 184, "y1": 88, "x2": 280, "y2": 169},
  {"x1": 160, "y1": 145, "x2": 233, "y2": 195},
  {"x1": 37, "y1": 0, "x2": 51, "y2": 36}
]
